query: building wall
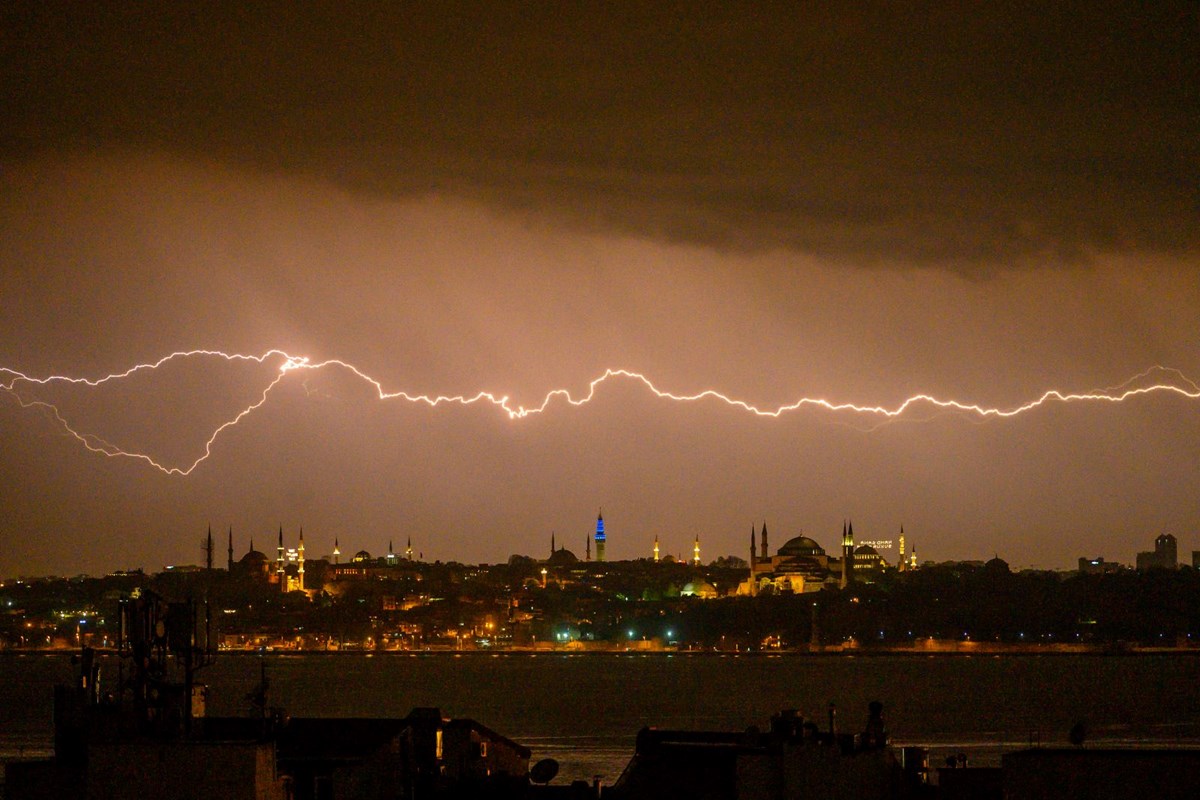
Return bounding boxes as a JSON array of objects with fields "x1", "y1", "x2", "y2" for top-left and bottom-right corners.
[
  {"x1": 441, "y1": 724, "x2": 529, "y2": 782},
  {"x1": 85, "y1": 741, "x2": 286, "y2": 800}
]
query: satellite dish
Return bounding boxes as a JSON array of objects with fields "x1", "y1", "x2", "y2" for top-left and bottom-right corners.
[{"x1": 530, "y1": 758, "x2": 559, "y2": 785}]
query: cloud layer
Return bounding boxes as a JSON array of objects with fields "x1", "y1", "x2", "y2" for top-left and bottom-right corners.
[{"x1": 3, "y1": 2, "x2": 1196, "y2": 266}]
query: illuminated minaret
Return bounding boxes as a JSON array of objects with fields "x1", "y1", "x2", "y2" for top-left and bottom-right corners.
[
  {"x1": 387, "y1": 539, "x2": 396, "y2": 565},
  {"x1": 693, "y1": 535, "x2": 701, "y2": 566},
  {"x1": 841, "y1": 520, "x2": 855, "y2": 589},
  {"x1": 405, "y1": 537, "x2": 413, "y2": 561},
  {"x1": 595, "y1": 510, "x2": 606, "y2": 563},
  {"x1": 898, "y1": 527, "x2": 906, "y2": 572},
  {"x1": 276, "y1": 526, "x2": 285, "y2": 583},
  {"x1": 227, "y1": 526, "x2": 234, "y2": 572},
  {"x1": 297, "y1": 528, "x2": 305, "y2": 592},
  {"x1": 333, "y1": 537, "x2": 341, "y2": 564},
  {"x1": 760, "y1": 522, "x2": 769, "y2": 561},
  {"x1": 653, "y1": 534, "x2": 660, "y2": 562},
  {"x1": 909, "y1": 544, "x2": 917, "y2": 571}
]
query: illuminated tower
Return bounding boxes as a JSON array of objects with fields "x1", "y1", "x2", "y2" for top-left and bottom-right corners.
[
  {"x1": 693, "y1": 535, "x2": 701, "y2": 566},
  {"x1": 654, "y1": 534, "x2": 660, "y2": 562},
  {"x1": 898, "y1": 527, "x2": 906, "y2": 572},
  {"x1": 387, "y1": 539, "x2": 396, "y2": 565},
  {"x1": 841, "y1": 520, "x2": 855, "y2": 589},
  {"x1": 909, "y1": 545, "x2": 917, "y2": 571},
  {"x1": 595, "y1": 510, "x2": 606, "y2": 563},
  {"x1": 276, "y1": 526, "x2": 285, "y2": 584},
  {"x1": 333, "y1": 537, "x2": 341, "y2": 564},
  {"x1": 227, "y1": 526, "x2": 234, "y2": 572},
  {"x1": 298, "y1": 528, "x2": 305, "y2": 592},
  {"x1": 406, "y1": 537, "x2": 414, "y2": 561},
  {"x1": 760, "y1": 522, "x2": 769, "y2": 561}
]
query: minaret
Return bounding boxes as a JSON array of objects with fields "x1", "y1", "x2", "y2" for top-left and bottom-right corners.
[
  {"x1": 406, "y1": 536, "x2": 413, "y2": 561},
  {"x1": 750, "y1": 525, "x2": 759, "y2": 597},
  {"x1": 693, "y1": 535, "x2": 701, "y2": 566},
  {"x1": 205, "y1": 525, "x2": 214, "y2": 571},
  {"x1": 841, "y1": 520, "x2": 855, "y2": 589},
  {"x1": 551, "y1": 532, "x2": 556, "y2": 556},
  {"x1": 298, "y1": 528, "x2": 305, "y2": 592},
  {"x1": 653, "y1": 534, "x2": 660, "y2": 562},
  {"x1": 227, "y1": 526, "x2": 234, "y2": 572},
  {"x1": 909, "y1": 544, "x2": 917, "y2": 571},
  {"x1": 595, "y1": 510, "x2": 606, "y2": 563},
  {"x1": 276, "y1": 526, "x2": 285, "y2": 583},
  {"x1": 760, "y1": 522, "x2": 768, "y2": 561},
  {"x1": 898, "y1": 526, "x2": 906, "y2": 572},
  {"x1": 585, "y1": 535, "x2": 591, "y2": 562},
  {"x1": 333, "y1": 537, "x2": 341, "y2": 565},
  {"x1": 387, "y1": 539, "x2": 395, "y2": 564}
]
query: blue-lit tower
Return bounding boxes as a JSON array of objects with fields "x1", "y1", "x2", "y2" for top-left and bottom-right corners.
[{"x1": 595, "y1": 510, "x2": 606, "y2": 563}]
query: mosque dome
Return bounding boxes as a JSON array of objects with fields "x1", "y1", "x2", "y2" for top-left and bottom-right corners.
[
  {"x1": 984, "y1": 556, "x2": 1010, "y2": 573},
  {"x1": 854, "y1": 545, "x2": 879, "y2": 556},
  {"x1": 237, "y1": 548, "x2": 271, "y2": 580},
  {"x1": 352, "y1": 550, "x2": 372, "y2": 563},
  {"x1": 777, "y1": 536, "x2": 826, "y2": 558},
  {"x1": 240, "y1": 549, "x2": 269, "y2": 566},
  {"x1": 681, "y1": 580, "x2": 718, "y2": 599},
  {"x1": 547, "y1": 548, "x2": 579, "y2": 566}
]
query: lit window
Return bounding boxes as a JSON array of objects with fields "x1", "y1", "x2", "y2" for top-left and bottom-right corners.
[
  {"x1": 435, "y1": 730, "x2": 443, "y2": 759},
  {"x1": 480, "y1": 741, "x2": 488, "y2": 757}
]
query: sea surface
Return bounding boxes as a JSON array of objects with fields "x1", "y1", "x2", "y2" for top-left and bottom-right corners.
[{"x1": 2, "y1": 651, "x2": 1199, "y2": 785}]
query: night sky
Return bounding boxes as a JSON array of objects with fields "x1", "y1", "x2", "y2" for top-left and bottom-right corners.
[{"x1": 2, "y1": 3, "x2": 1198, "y2": 577}]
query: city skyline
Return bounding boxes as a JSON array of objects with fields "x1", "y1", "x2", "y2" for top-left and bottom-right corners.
[
  {"x1": 3, "y1": 512, "x2": 1194, "y2": 581},
  {"x1": 2, "y1": 4, "x2": 1198, "y2": 576}
]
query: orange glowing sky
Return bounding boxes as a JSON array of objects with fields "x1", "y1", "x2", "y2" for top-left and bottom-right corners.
[{"x1": 1, "y1": 3, "x2": 1198, "y2": 575}]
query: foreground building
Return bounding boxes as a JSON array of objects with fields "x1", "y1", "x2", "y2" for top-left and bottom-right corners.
[
  {"x1": 5, "y1": 593, "x2": 530, "y2": 800},
  {"x1": 609, "y1": 706, "x2": 920, "y2": 800}
]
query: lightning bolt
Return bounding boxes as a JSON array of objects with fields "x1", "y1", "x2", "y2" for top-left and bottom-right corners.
[{"x1": 2, "y1": 350, "x2": 1198, "y2": 477}]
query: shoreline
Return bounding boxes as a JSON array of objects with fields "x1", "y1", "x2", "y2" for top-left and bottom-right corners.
[{"x1": 3, "y1": 643, "x2": 1199, "y2": 657}]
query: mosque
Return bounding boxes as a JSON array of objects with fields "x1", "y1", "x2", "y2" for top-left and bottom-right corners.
[
  {"x1": 218, "y1": 513, "x2": 915, "y2": 601},
  {"x1": 230, "y1": 527, "x2": 308, "y2": 593},
  {"x1": 737, "y1": 521, "x2": 914, "y2": 595}
]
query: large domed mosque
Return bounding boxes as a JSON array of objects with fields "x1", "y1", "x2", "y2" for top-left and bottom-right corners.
[{"x1": 739, "y1": 521, "x2": 903, "y2": 595}]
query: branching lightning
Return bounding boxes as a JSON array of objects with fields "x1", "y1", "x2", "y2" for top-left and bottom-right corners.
[{"x1": 3, "y1": 350, "x2": 1198, "y2": 477}]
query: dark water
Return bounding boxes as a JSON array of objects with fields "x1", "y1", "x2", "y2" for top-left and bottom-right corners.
[{"x1": 3, "y1": 652, "x2": 1199, "y2": 783}]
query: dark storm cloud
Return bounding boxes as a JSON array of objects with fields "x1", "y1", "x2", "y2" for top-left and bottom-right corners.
[{"x1": 3, "y1": 1, "x2": 1196, "y2": 267}]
